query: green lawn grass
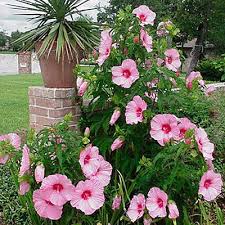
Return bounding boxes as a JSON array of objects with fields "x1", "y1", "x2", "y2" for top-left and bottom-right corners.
[{"x1": 0, "y1": 74, "x2": 43, "y2": 134}]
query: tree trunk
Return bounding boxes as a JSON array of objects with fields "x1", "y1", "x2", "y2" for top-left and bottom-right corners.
[{"x1": 187, "y1": 22, "x2": 207, "y2": 75}]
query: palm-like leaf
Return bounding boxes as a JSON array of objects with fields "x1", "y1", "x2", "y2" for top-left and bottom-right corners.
[{"x1": 10, "y1": 0, "x2": 99, "y2": 61}]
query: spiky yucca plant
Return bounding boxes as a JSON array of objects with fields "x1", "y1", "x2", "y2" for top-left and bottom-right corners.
[{"x1": 10, "y1": 0, "x2": 99, "y2": 61}]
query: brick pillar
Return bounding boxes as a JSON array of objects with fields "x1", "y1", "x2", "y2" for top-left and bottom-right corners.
[
  {"x1": 18, "y1": 51, "x2": 32, "y2": 74},
  {"x1": 29, "y1": 86, "x2": 81, "y2": 132}
]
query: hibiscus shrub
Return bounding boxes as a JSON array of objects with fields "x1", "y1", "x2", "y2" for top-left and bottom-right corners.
[
  {"x1": 79, "y1": 4, "x2": 223, "y2": 225},
  {"x1": 0, "y1": 4, "x2": 224, "y2": 225}
]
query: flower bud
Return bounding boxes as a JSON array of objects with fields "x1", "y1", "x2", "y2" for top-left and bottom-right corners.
[
  {"x1": 112, "y1": 195, "x2": 121, "y2": 210},
  {"x1": 168, "y1": 201, "x2": 179, "y2": 220},
  {"x1": 35, "y1": 164, "x2": 45, "y2": 183},
  {"x1": 111, "y1": 137, "x2": 124, "y2": 152},
  {"x1": 78, "y1": 81, "x2": 88, "y2": 97},
  {"x1": 133, "y1": 36, "x2": 139, "y2": 43},
  {"x1": 76, "y1": 77, "x2": 84, "y2": 89},
  {"x1": 109, "y1": 109, "x2": 121, "y2": 126},
  {"x1": 18, "y1": 181, "x2": 30, "y2": 195},
  {"x1": 84, "y1": 127, "x2": 90, "y2": 137},
  {"x1": 157, "y1": 58, "x2": 164, "y2": 67}
]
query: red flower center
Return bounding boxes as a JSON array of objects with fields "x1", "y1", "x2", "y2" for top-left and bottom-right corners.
[
  {"x1": 180, "y1": 128, "x2": 187, "y2": 137},
  {"x1": 198, "y1": 139, "x2": 203, "y2": 147},
  {"x1": 139, "y1": 14, "x2": 146, "y2": 22},
  {"x1": 137, "y1": 203, "x2": 143, "y2": 213},
  {"x1": 167, "y1": 56, "x2": 173, "y2": 64},
  {"x1": 105, "y1": 48, "x2": 110, "y2": 55},
  {"x1": 157, "y1": 198, "x2": 164, "y2": 208},
  {"x1": 53, "y1": 183, "x2": 63, "y2": 192},
  {"x1": 81, "y1": 190, "x2": 92, "y2": 200},
  {"x1": 162, "y1": 124, "x2": 171, "y2": 134},
  {"x1": 45, "y1": 200, "x2": 54, "y2": 206},
  {"x1": 123, "y1": 69, "x2": 131, "y2": 78},
  {"x1": 84, "y1": 154, "x2": 91, "y2": 164},
  {"x1": 142, "y1": 34, "x2": 146, "y2": 42},
  {"x1": 204, "y1": 179, "x2": 212, "y2": 189},
  {"x1": 136, "y1": 107, "x2": 143, "y2": 117}
]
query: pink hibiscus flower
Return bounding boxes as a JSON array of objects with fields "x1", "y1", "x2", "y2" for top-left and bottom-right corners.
[
  {"x1": 199, "y1": 79, "x2": 205, "y2": 87},
  {"x1": 205, "y1": 86, "x2": 216, "y2": 96},
  {"x1": 79, "y1": 145, "x2": 101, "y2": 177},
  {"x1": 127, "y1": 194, "x2": 146, "y2": 222},
  {"x1": 195, "y1": 128, "x2": 214, "y2": 160},
  {"x1": 125, "y1": 96, "x2": 147, "y2": 125},
  {"x1": 35, "y1": 164, "x2": 45, "y2": 184},
  {"x1": 8, "y1": 133, "x2": 21, "y2": 149},
  {"x1": 77, "y1": 77, "x2": 84, "y2": 89},
  {"x1": 0, "y1": 133, "x2": 21, "y2": 164},
  {"x1": 112, "y1": 195, "x2": 122, "y2": 210},
  {"x1": 19, "y1": 145, "x2": 30, "y2": 176},
  {"x1": 150, "y1": 114, "x2": 180, "y2": 146},
  {"x1": 78, "y1": 81, "x2": 88, "y2": 97},
  {"x1": 198, "y1": 170, "x2": 223, "y2": 201},
  {"x1": 168, "y1": 202, "x2": 179, "y2": 219},
  {"x1": 186, "y1": 71, "x2": 203, "y2": 89},
  {"x1": 19, "y1": 181, "x2": 30, "y2": 195},
  {"x1": 86, "y1": 155, "x2": 112, "y2": 187},
  {"x1": 0, "y1": 135, "x2": 8, "y2": 142},
  {"x1": 132, "y1": 5, "x2": 156, "y2": 26},
  {"x1": 0, "y1": 133, "x2": 21, "y2": 149},
  {"x1": 140, "y1": 29, "x2": 153, "y2": 52},
  {"x1": 33, "y1": 189, "x2": 63, "y2": 220},
  {"x1": 112, "y1": 59, "x2": 139, "y2": 88},
  {"x1": 70, "y1": 180, "x2": 105, "y2": 215},
  {"x1": 164, "y1": 49, "x2": 181, "y2": 72},
  {"x1": 176, "y1": 118, "x2": 196, "y2": 141},
  {"x1": 97, "y1": 30, "x2": 112, "y2": 66},
  {"x1": 40, "y1": 174, "x2": 75, "y2": 206},
  {"x1": 146, "y1": 187, "x2": 168, "y2": 218},
  {"x1": 111, "y1": 137, "x2": 124, "y2": 152},
  {"x1": 110, "y1": 108, "x2": 121, "y2": 126}
]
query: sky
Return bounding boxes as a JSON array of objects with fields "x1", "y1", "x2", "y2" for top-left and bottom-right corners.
[{"x1": 0, "y1": 0, "x2": 109, "y2": 35}]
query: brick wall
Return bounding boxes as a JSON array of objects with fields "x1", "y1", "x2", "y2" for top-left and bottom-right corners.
[
  {"x1": 18, "y1": 52, "x2": 32, "y2": 74},
  {"x1": 29, "y1": 86, "x2": 81, "y2": 132}
]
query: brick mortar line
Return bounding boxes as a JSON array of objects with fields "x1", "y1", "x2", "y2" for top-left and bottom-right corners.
[{"x1": 29, "y1": 105, "x2": 78, "y2": 110}]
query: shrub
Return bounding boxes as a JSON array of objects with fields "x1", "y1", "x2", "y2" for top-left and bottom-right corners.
[{"x1": 197, "y1": 55, "x2": 225, "y2": 81}]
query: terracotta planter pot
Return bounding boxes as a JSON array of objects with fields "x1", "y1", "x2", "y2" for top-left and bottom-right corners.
[{"x1": 35, "y1": 43, "x2": 82, "y2": 88}]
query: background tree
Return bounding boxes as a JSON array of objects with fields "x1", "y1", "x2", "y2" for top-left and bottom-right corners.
[
  {"x1": 0, "y1": 31, "x2": 8, "y2": 48},
  {"x1": 97, "y1": 0, "x2": 175, "y2": 24},
  {"x1": 10, "y1": 30, "x2": 24, "y2": 52},
  {"x1": 207, "y1": 0, "x2": 225, "y2": 54},
  {"x1": 98, "y1": 0, "x2": 225, "y2": 73}
]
